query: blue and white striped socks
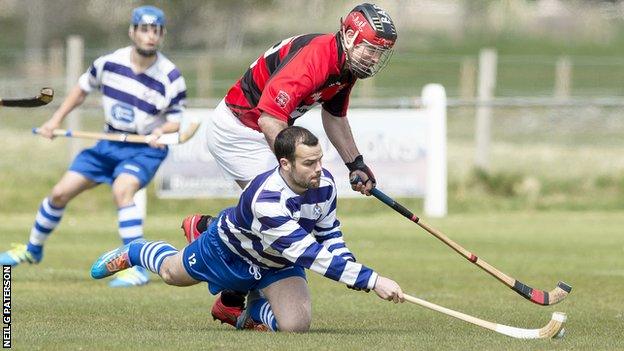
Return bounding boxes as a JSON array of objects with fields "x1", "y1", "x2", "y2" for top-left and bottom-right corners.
[
  {"x1": 27, "y1": 198, "x2": 65, "y2": 253},
  {"x1": 118, "y1": 204, "x2": 144, "y2": 244},
  {"x1": 128, "y1": 241, "x2": 177, "y2": 275},
  {"x1": 249, "y1": 298, "x2": 278, "y2": 331}
]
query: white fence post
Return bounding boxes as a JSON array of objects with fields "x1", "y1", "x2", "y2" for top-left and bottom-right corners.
[
  {"x1": 196, "y1": 53, "x2": 212, "y2": 100},
  {"x1": 66, "y1": 35, "x2": 83, "y2": 159},
  {"x1": 475, "y1": 48, "x2": 497, "y2": 171},
  {"x1": 423, "y1": 84, "x2": 447, "y2": 218},
  {"x1": 554, "y1": 56, "x2": 572, "y2": 99}
]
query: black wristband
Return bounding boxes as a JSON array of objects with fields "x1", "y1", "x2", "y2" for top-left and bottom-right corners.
[{"x1": 345, "y1": 155, "x2": 365, "y2": 172}]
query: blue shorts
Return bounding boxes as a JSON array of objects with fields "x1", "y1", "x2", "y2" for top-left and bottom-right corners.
[
  {"x1": 182, "y1": 214, "x2": 306, "y2": 295},
  {"x1": 69, "y1": 140, "x2": 168, "y2": 187}
]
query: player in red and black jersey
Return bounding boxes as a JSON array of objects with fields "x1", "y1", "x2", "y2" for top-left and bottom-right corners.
[
  {"x1": 206, "y1": 2, "x2": 396, "y2": 194},
  {"x1": 199, "y1": 3, "x2": 398, "y2": 329},
  {"x1": 225, "y1": 33, "x2": 356, "y2": 131}
]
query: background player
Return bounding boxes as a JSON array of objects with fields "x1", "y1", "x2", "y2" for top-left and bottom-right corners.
[
  {"x1": 91, "y1": 126, "x2": 404, "y2": 331},
  {"x1": 205, "y1": 2, "x2": 396, "y2": 194},
  {"x1": 0, "y1": 5, "x2": 187, "y2": 288}
]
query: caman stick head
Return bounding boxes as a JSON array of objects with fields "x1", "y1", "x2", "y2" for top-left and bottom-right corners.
[{"x1": 0, "y1": 87, "x2": 54, "y2": 107}]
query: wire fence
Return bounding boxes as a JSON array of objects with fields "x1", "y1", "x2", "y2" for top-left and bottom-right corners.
[
  {"x1": 4, "y1": 47, "x2": 624, "y2": 100},
  {"x1": 3, "y1": 46, "x2": 624, "y2": 183}
]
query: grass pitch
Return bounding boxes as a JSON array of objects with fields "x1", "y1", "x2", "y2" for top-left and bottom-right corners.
[
  {"x1": 1, "y1": 107, "x2": 623, "y2": 350},
  {"x1": 2, "y1": 210, "x2": 622, "y2": 350}
]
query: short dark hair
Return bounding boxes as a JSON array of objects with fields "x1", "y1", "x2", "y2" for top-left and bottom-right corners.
[{"x1": 274, "y1": 126, "x2": 319, "y2": 163}]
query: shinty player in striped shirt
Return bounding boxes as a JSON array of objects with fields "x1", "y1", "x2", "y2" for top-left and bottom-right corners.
[
  {"x1": 90, "y1": 126, "x2": 404, "y2": 332},
  {"x1": 0, "y1": 6, "x2": 187, "y2": 288}
]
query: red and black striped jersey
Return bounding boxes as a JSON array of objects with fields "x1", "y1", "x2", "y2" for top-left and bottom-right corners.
[{"x1": 224, "y1": 33, "x2": 357, "y2": 132}]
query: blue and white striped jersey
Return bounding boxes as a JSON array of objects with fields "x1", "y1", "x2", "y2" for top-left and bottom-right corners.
[
  {"x1": 217, "y1": 167, "x2": 378, "y2": 290},
  {"x1": 78, "y1": 46, "x2": 187, "y2": 135}
]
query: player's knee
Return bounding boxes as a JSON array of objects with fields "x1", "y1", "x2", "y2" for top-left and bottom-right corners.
[
  {"x1": 158, "y1": 264, "x2": 177, "y2": 285},
  {"x1": 158, "y1": 257, "x2": 186, "y2": 286},
  {"x1": 276, "y1": 304, "x2": 311, "y2": 332},
  {"x1": 111, "y1": 187, "x2": 134, "y2": 205},
  {"x1": 278, "y1": 317, "x2": 311, "y2": 333},
  {"x1": 49, "y1": 186, "x2": 70, "y2": 206}
]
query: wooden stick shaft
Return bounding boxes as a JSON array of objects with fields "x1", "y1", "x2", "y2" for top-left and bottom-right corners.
[
  {"x1": 370, "y1": 188, "x2": 515, "y2": 287},
  {"x1": 36, "y1": 122, "x2": 201, "y2": 145},
  {"x1": 61, "y1": 130, "x2": 150, "y2": 143},
  {"x1": 416, "y1": 219, "x2": 516, "y2": 287},
  {"x1": 404, "y1": 293, "x2": 498, "y2": 331},
  {"x1": 32, "y1": 128, "x2": 186, "y2": 145}
]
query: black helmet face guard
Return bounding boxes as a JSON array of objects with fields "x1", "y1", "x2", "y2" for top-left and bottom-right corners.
[
  {"x1": 341, "y1": 3, "x2": 397, "y2": 78},
  {"x1": 346, "y1": 38, "x2": 394, "y2": 79}
]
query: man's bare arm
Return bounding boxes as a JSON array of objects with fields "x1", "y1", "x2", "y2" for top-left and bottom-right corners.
[
  {"x1": 322, "y1": 108, "x2": 376, "y2": 195},
  {"x1": 258, "y1": 113, "x2": 288, "y2": 151},
  {"x1": 321, "y1": 108, "x2": 360, "y2": 163}
]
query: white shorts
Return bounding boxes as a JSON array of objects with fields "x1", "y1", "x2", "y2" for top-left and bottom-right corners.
[{"x1": 205, "y1": 99, "x2": 278, "y2": 181}]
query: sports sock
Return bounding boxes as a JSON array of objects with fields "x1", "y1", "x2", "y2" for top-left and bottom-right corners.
[
  {"x1": 28, "y1": 197, "x2": 66, "y2": 253},
  {"x1": 128, "y1": 241, "x2": 177, "y2": 274},
  {"x1": 248, "y1": 298, "x2": 278, "y2": 331},
  {"x1": 118, "y1": 204, "x2": 143, "y2": 244}
]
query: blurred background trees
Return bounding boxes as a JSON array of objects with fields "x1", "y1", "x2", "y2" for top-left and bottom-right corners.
[{"x1": 4, "y1": 0, "x2": 624, "y2": 54}]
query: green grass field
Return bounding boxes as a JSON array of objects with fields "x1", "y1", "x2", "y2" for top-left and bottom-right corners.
[
  {"x1": 2, "y1": 86, "x2": 624, "y2": 349},
  {"x1": 3, "y1": 210, "x2": 622, "y2": 350}
]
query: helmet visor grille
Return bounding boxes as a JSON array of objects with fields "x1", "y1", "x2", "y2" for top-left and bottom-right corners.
[{"x1": 348, "y1": 42, "x2": 394, "y2": 79}]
